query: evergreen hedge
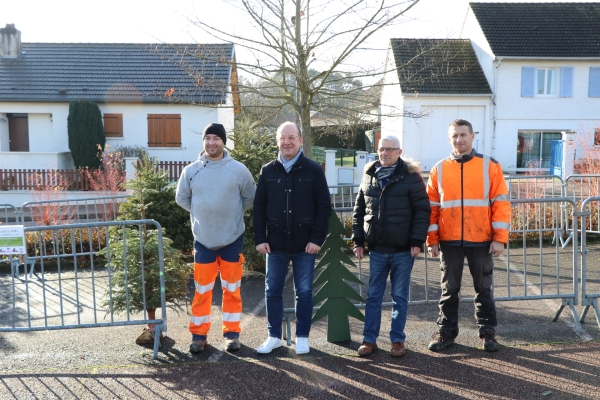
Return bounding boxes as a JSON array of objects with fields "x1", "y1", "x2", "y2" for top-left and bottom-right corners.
[{"x1": 67, "y1": 100, "x2": 105, "y2": 169}]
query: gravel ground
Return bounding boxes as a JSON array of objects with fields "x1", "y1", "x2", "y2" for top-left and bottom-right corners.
[{"x1": 0, "y1": 260, "x2": 599, "y2": 399}]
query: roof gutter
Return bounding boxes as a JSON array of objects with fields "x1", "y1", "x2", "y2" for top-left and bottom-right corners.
[
  {"x1": 402, "y1": 93, "x2": 492, "y2": 98},
  {"x1": 491, "y1": 56, "x2": 600, "y2": 61}
]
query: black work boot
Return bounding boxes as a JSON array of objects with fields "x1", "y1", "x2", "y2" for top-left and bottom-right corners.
[
  {"x1": 481, "y1": 331, "x2": 499, "y2": 352},
  {"x1": 428, "y1": 331, "x2": 455, "y2": 352}
]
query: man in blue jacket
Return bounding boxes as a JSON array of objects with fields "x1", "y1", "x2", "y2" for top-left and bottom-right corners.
[{"x1": 254, "y1": 121, "x2": 332, "y2": 355}]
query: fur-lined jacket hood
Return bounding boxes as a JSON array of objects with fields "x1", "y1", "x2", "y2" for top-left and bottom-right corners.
[{"x1": 364, "y1": 157, "x2": 422, "y2": 177}]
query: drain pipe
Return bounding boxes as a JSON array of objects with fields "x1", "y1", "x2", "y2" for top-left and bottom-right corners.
[{"x1": 491, "y1": 57, "x2": 503, "y2": 159}]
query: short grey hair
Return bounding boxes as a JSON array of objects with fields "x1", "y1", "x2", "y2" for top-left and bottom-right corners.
[
  {"x1": 276, "y1": 121, "x2": 302, "y2": 137},
  {"x1": 378, "y1": 135, "x2": 400, "y2": 149}
]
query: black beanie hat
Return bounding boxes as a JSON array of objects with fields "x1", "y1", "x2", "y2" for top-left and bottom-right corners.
[{"x1": 202, "y1": 123, "x2": 227, "y2": 145}]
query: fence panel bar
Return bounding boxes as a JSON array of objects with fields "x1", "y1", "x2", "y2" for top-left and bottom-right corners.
[{"x1": 0, "y1": 220, "x2": 167, "y2": 360}]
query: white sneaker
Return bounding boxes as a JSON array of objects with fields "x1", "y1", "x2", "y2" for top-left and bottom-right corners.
[
  {"x1": 295, "y1": 337, "x2": 310, "y2": 355},
  {"x1": 257, "y1": 337, "x2": 283, "y2": 354}
]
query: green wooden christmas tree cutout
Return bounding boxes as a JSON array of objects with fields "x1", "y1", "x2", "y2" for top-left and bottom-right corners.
[{"x1": 312, "y1": 212, "x2": 365, "y2": 342}]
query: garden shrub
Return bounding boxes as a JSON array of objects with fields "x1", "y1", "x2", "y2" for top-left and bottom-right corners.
[
  {"x1": 67, "y1": 100, "x2": 105, "y2": 169},
  {"x1": 118, "y1": 153, "x2": 193, "y2": 253}
]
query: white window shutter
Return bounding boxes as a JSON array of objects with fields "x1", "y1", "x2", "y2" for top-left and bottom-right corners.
[
  {"x1": 589, "y1": 67, "x2": 600, "y2": 97},
  {"x1": 521, "y1": 67, "x2": 535, "y2": 97},
  {"x1": 560, "y1": 67, "x2": 574, "y2": 97}
]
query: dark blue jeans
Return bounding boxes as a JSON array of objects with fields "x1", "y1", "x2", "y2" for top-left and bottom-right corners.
[
  {"x1": 363, "y1": 250, "x2": 415, "y2": 344},
  {"x1": 265, "y1": 251, "x2": 316, "y2": 339},
  {"x1": 194, "y1": 234, "x2": 243, "y2": 264}
]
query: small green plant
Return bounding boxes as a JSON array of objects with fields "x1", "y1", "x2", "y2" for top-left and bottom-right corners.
[{"x1": 227, "y1": 117, "x2": 278, "y2": 270}]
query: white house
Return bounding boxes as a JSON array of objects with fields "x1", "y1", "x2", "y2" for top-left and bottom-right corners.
[
  {"x1": 381, "y1": 38, "x2": 492, "y2": 171},
  {"x1": 0, "y1": 24, "x2": 238, "y2": 171},
  {"x1": 382, "y1": 2, "x2": 600, "y2": 173}
]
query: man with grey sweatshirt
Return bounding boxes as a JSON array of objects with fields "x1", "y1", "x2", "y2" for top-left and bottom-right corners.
[{"x1": 176, "y1": 123, "x2": 255, "y2": 354}]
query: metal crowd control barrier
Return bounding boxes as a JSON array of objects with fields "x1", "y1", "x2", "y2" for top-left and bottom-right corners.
[
  {"x1": 505, "y1": 174, "x2": 565, "y2": 199},
  {"x1": 281, "y1": 195, "x2": 584, "y2": 343},
  {"x1": 563, "y1": 175, "x2": 600, "y2": 248},
  {"x1": 0, "y1": 220, "x2": 167, "y2": 359},
  {"x1": 505, "y1": 175, "x2": 569, "y2": 247},
  {"x1": 564, "y1": 174, "x2": 600, "y2": 201},
  {"x1": 17, "y1": 195, "x2": 129, "y2": 226},
  {"x1": 579, "y1": 197, "x2": 600, "y2": 328},
  {"x1": 504, "y1": 198, "x2": 582, "y2": 333},
  {"x1": 0, "y1": 204, "x2": 29, "y2": 277},
  {"x1": 0, "y1": 203, "x2": 19, "y2": 225}
]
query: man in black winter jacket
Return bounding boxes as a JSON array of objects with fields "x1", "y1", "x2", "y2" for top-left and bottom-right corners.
[
  {"x1": 352, "y1": 135, "x2": 431, "y2": 357},
  {"x1": 254, "y1": 121, "x2": 332, "y2": 355}
]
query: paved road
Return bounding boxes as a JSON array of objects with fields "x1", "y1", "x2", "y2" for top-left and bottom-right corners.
[{"x1": 0, "y1": 264, "x2": 599, "y2": 400}]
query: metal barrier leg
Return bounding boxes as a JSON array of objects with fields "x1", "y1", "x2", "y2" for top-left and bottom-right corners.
[
  {"x1": 580, "y1": 305, "x2": 590, "y2": 323},
  {"x1": 561, "y1": 231, "x2": 573, "y2": 249},
  {"x1": 282, "y1": 320, "x2": 286, "y2": 342},
  {"x1": 553, "y1": 299, "x2": 583, "y2": 334},
  {"x1": 590, "y1": 299, "x2": 600, "y2": 330},
  {"x1": 26, "y1": 259, "x2": 35, "y2": 278},
  {"x1": 282, "y1": 314, "x2": 292, "y2": 346},
  {"x1": 152, "y1": 322, "x2": 163, "y2": 360},
  {"x1": 9, "y1": 257, "x2": 19, "y2": 278}
]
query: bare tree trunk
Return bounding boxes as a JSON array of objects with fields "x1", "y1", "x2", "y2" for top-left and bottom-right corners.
[{"x1": 294, "y1": 0, "x2": 312, "y2": 158}]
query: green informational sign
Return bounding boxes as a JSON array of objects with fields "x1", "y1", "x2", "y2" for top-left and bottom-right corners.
[
  {"x1": 312, "y1": 212, "x2": 365, "y2": 342},
  {"x1": 0, "y1": 225, "x2": 25, "y2": 254}
]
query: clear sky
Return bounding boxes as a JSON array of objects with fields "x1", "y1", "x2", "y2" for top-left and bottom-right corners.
[
  {"x1": 2, "y1": 0, "x2": 595, "y2": 79},
  {"x1": 7, "y1": 0, "x2": 589, "y2": 44}
]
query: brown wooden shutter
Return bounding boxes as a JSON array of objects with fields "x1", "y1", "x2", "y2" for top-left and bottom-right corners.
[
  {"x1": 164, "y1": 114, "x2": 181, "y2": 147},
  {"x1": 147, "y1": 114, "x2": 164, "y2": 147},
  {"x1": 103, "y1": 114, "x2": 123, "y2": 137},
  {"x1": 147, "y1": 114, "x2": 181, "y2": 147}
]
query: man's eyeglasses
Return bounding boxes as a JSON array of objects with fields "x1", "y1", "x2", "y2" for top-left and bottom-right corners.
[{"x1": 378, "y1": 148, "x2": 399, "y2": 153}]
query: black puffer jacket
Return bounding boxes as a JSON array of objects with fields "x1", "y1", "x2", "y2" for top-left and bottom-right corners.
[
  {"x1": 352, "y1": 158, "x2": 431, "y2": 253},
  {"x1": 254, "y1": 153, "x2": 332, "y2": 254}
]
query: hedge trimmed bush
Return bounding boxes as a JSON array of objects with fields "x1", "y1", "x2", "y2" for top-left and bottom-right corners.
[{"x1": 67, "y1": 100, "x2": 105, "y2": 169}]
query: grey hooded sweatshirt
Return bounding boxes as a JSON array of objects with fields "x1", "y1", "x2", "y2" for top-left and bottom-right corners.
[{"x1": 176, "y1": 150, "x2": 256, "y2": 250}]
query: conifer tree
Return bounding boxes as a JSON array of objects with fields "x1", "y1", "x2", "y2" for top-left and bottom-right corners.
[
  {"x1": 100, "y1": 154, "x2": 192, "y2": 343},
  {"x1": 312, "y1": 212, "x2": 365, "y2": 342},
  {"x1": 67, "y1": 100, "x2": 105, "y2": 169}
]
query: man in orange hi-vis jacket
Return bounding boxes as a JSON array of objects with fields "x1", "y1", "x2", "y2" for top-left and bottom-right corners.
[
  {"x1": 426, "y1": 119, "x2": 510, "y2": 353},
  {"x1": 176, "y1": 123, "x2": 256, "y2": 354}
]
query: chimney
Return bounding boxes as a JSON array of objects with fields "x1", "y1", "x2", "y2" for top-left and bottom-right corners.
[{"x1": 0, "y1": 24, "x2": 22, "y2": 59}]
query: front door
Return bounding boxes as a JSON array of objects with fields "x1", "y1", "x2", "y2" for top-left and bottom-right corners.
[{"x1": 8, "y1": 114, "x2": 29, "y2": 152}]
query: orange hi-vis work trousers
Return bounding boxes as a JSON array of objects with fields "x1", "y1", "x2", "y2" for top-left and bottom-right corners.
[{"x1": 189, "y1": 254, "x2": 244, "y2": 337}]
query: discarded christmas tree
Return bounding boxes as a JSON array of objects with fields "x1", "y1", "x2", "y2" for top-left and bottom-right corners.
[{"x1": 312, "y1": 212, "x2": 365, "y2": 342}]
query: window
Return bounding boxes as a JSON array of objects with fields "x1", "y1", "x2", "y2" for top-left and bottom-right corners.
[
  {"x1": 521, "y1": 67, "x2": 573, "y2": 97},
  {"x1": 516, "y1": 131, "x2": 562, "y2": 169},
  {"x1": 147, "y1": 114, "x2": 181, "y2": 147},
  {"x1": 536, "y1": 68, "x2": 557, "y2": 95},
  {"x1": 589, "y1": 67, "x2": 600, "y2": 97},
  {"x1": 103, "y1": 114, "x2": 123, "y2": 137}
]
